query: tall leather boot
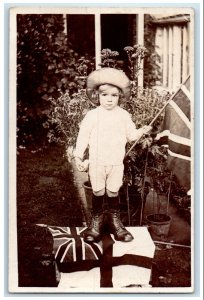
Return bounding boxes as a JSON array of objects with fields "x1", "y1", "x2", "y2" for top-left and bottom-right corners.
[
  {"x1": 106, "y1": 196, "x2": 134, "y2": 242},
  {"x1": 83, "y1": 194, "x2": 104, "y2": 242}
]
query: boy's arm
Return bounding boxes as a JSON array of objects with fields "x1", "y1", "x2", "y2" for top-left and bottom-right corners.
[
  {"x1": 126, "y1": 114, "x2": 152, "y2": 142},
  {"x1": 74, "y1": 112, "x2": 91, "y2": 161}
]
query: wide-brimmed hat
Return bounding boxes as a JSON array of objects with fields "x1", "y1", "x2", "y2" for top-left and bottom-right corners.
[{"x1": 86, "y1": 67, "x2": 131, "y2": 104}]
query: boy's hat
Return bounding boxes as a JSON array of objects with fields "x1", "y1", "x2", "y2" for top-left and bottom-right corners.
[{"x1": 86, "y1": 67, "x2": 131, "y2": 104}]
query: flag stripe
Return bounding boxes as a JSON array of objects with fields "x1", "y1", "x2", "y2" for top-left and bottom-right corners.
[
  {"x1": 168, "y1": 149, "x2": 191, "y2": 161},
  {"x1": 84, "y1": 241, "x2": 102, "y2": 260},
  {"x1": 157, "y1": 137, "x2": 190, "y2": 157},
  {"x1": 167, "y1": 140, "x2": 190, "y2": 157},
  {"x1": 100, "y1": 235, "x2": 114, "y2": 287},
  {"x1": 52, "y1": 233, "x2": 72, "y2": 238},
  {"x1": 156, "y1": 130, "x2": 191, "y2": 146},
  {"x1": 112, "y1": 254, "x2": 153, "y2": 269},
  {"x1": 172, "y1": 88, "x2": 191, "y2": 119},
  {"x1": 169, "y1": 100, "x2": 191, "y2": 129},
  {"x1": 183, "y1": 74, "x2": 190, "y2": 90},
  {"x1": 58, "y1": 260, "x2": 99, "y2": 273},
  {"x1": 81, "y1": 238, "x2": 86, "y2": 260},
  {"x1": 181, "y1": 85, "x2": 191, "y2": 102},
  {"x1": 158, "y1": 144, "x2": 191, "y2": 161},
  {"x1": 70, "y1": 228, "x2": 82, "y2": 262},
  {"x1": 162, "y1": 105, "x2": 190, "y2": 138},
  {"x1": 55, "y1": 240, "x2": 72, "y2": 263},
  {"x1": 49, "y1": 226, "x2": 70, "y2": 235},
  {"x1": 76, "y1": 227, "x2": 87, "y2": 235}
]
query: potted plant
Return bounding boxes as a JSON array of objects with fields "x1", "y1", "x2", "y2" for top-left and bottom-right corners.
[
  {"x1": 144, "y1": 145, "x2": 173, "y2": 237},
  {"x1": 119, "y1": 83, "x2": 170, "y2": 226}
]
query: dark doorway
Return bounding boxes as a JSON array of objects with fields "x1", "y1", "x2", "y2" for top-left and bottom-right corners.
[
  {"x1": 67, "y1": 14, "x2": 95, "y2": 57},
  {"x1": 101, "y1": 14, "x2": 136, "y2": 60}
]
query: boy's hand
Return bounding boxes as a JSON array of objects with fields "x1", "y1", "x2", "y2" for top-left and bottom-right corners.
[
  {"x1": 75, "y1": 157, "x2": 89, "y2": 172},
  {"x1": 75, "y1": 157, "x2": 85, "y2": 172},
  {"x1": 141, "y1": 125, "x2": 152, "y2": 135}
]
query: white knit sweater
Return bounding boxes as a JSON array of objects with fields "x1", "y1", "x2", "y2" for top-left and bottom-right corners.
[{"x1": 74, "y1": 106, "x2": 143, "y2": 165}]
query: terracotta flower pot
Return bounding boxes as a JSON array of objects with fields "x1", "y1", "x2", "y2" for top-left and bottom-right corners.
[
  {"x1": 82, "y1": 181, "x2": 93, "y2": 224},
  {"x1": 146, "y1": 213, "x2": 171, "y2": 237}
]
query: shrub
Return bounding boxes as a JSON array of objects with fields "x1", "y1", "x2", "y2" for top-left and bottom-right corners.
[
  {"x1": 17, "y1": 14, "x2": 94, "y2": 147},
  {"x1": 122, "y1": 87, "x2": 171, "y2": 189},
  {"x1": 46, "y1": 89, "x2": 95, "y2": 160}
]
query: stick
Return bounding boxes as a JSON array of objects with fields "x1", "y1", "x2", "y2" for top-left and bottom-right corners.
[
  {"x1": 125, "y1": 101, "x2": 169, "y2": 157},
  {"x1": 139, "y1": 149, "x2": 149, "y2": 225},
  {"x1": 125, "y1": 78, "x2": 189, "y2": 158},
  {"x1": 166, "y1": 171, "x2": 173, "y2": 216},
  {"x1": 153, "y1": 240, "x2": 191, "y2": 248},
  {"x1": 126, "y1": 184, "x2": 131, "y2": 226}
]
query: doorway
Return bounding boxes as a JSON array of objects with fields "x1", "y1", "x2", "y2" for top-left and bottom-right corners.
[{"x1": 101, "y1": 14, "x2": 136, "y2": 60}]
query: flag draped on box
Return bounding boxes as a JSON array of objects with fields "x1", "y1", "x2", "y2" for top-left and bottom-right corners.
[
  {"x1": 44, "y1": 226, "x2": 103, "y2": 273},
  {"x1": 156, "y1": 75, "x2": 191, "y2": 192},
  {"x1": 37, "y1": 225, "x2": 155, "y2": 288}
]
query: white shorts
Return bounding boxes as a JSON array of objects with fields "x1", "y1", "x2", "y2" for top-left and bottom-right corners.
[{"x1": 89, "y1": 164, "x2": 124, "y2": 193}]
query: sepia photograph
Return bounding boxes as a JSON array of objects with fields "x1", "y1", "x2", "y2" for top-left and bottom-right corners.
[{"x1": 8, "y1": 5, "x2": 196, "y2": 294}]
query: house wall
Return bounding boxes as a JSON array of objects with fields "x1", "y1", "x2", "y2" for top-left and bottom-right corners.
[{"x1": 154, "y1": 17, "x2": 190, "y2": 90}]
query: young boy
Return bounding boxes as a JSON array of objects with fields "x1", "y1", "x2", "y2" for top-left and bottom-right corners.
[{"x1": 74, "y1": 68, "x2": 151, "y2": 243}]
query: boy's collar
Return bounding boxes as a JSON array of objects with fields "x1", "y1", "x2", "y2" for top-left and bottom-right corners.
[{"x1": 98, "y1": 105, "x2": 119, "y2": 112}]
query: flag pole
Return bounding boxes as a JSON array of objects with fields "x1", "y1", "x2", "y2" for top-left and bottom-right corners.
[
  {"x1": 125, "y1": 97, "x2": 171, "y2": 157},
  {"x1": 125, "y1": 79, "x2": 188, "y2": 158}
]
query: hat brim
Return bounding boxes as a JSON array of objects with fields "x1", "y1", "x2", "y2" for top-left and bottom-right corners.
[{"x1": 86, "y1": 68, "x2": 131, "y2": 104}]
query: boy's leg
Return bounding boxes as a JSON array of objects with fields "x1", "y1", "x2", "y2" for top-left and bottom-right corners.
[
  {"x1": 105, "y1": 166, "x2": 133, "y2": 242},
  {"x1": 106, "y1": 192, "x2": 133, "y2": 242},
  {"x1": 83, "y1": 191, "x2": 105, "y2": 242},
  {"x1": 84, "y1": 165, "x2": 107, "y2": 242}
]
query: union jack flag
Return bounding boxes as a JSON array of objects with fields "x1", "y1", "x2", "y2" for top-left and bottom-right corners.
[
  {"x1": 156, "y1": 75, "x2": 191, "y2": 192},
  {"x1": 43, "y1": 226, "x2": 103, "y2": 273}
]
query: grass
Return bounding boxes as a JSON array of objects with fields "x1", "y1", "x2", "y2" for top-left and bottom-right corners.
[
  {"x1": 17, "y1": 144, "x2": 83, "y2": 228},
  {"x1": 17, "y1": 144, "x2": 83, "y2": 286}
]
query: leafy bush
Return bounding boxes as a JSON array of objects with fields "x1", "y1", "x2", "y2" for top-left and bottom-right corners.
[
  {"x1": 46, "y1": 89, "x2": 95, "y2": 160},
  {"x1": 122, "y1": 87, "x2": 171, "y2": 190},
  {"x1": 99, "y1": 48, "x2": 124, "y2": 69},
  {"x1": 17, "y1": 14, "x2": 94, "y2": 147}
]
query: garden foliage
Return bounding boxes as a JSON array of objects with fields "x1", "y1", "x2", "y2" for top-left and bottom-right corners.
[
  {"x1": 46, "y1": 89, "x2": 95, "y2": 153},
  {"x1": 17, "y1": 14, "x2": 94, "y2": 146}
]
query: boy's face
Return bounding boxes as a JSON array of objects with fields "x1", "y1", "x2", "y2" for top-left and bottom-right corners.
[{"x1": 98, "y1": 85, "x2": 120, "y2": 110}]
